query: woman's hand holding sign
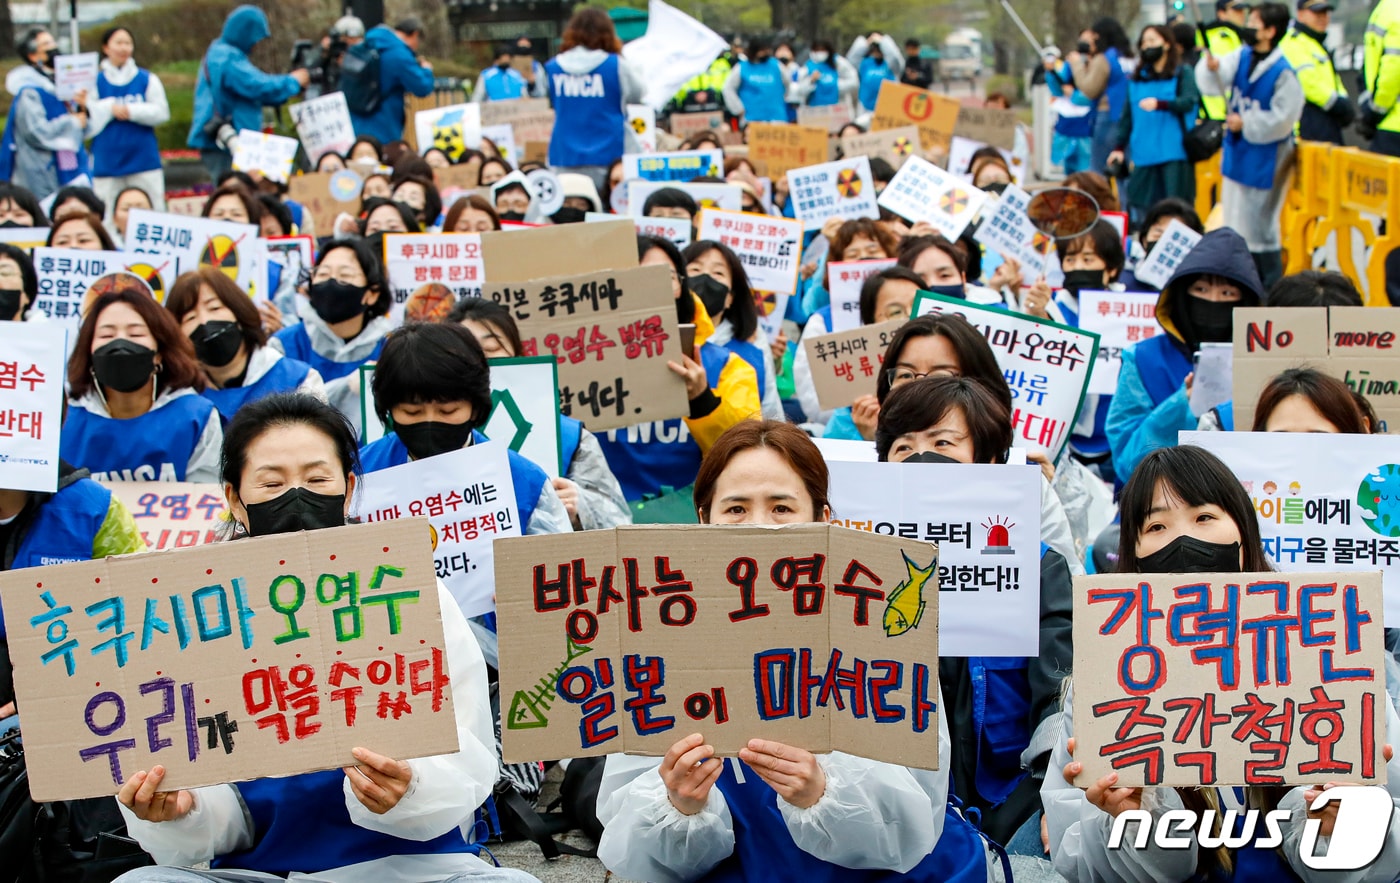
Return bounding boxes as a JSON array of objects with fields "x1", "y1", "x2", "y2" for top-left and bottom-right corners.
[
  {"x1": 663, "y1": 732, "x2": 723, "y2": 815},
  {"x1": 1064, "y1": 737, "x2": 1143, "y2": 818},
  {"x1": 740, "y1": 739, "x2": 827, "y2": 809},
  {"x1": 117, "y1": 765, "x2": 194, "y2": 822},
  {"x1": 344, "y1": 746, "x2": 414, "y2": 814}
]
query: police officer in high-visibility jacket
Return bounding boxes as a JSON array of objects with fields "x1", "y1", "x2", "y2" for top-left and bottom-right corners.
[
  {"x1": 1361, "y1": 0, "x2": 1400, "y2": 156},
  {"x1": 1280, "y1": 0, "x2": 1354, "y2": 143},
  {"x1": 1196, "y1": 0, "x2": 1248, "y2": 120}
]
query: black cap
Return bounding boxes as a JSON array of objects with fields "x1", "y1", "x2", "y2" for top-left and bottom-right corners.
[
  {"x1": 1297, "y1": 0, "x2": 1333, "y2": 10},
  {"x1": 1216, "y1": 0, "x2": 1248, "y2": 10}
]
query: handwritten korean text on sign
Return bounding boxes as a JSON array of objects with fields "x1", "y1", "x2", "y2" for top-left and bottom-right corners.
[
  {"x1": 103, "y1": 482, "x2": 227, "y2": 551},
  {"x1": 0, "y1": 321, "x2": 65, "y2": 493},
  {"x1": 696, "y1": 209, "x2": 803, "y2": 296}
]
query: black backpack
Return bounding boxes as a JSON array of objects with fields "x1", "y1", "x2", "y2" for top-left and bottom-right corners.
[{"x1": 340, "y1": 43, "x2": 382, "y2": 116}]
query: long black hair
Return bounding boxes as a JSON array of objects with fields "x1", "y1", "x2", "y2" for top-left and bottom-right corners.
[
  {"x1": 874, "y1": 313, "x2": 1012, "y2": 411},
  {"x1": 221, "y1": 392, "x2": 360, "y2": 492}
]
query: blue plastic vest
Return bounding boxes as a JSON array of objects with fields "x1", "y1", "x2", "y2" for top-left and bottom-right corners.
[
  {"x1": 1217, "y1": 401, "x2": 1235, "y2": 431},
  {"x1": 559, "y1": 415, "x2": 583, "y2": 473},
  {"x1": 1222, "y1": 48, "x2": 1291, "y2": 190},
  {"x1": 92, "y1": 68, "x2": 162, "y2": 177},
  {"x1": 1130, "y1": 334, "x2": 1194, "y2": 407},
  {"x1": 1049, "y1": 68, "x2": 1096, "y2": 137},
  {"x1": 738, "y1": 58, "x2": 789, "y2": 123},
  {"x1": 1, "y1": 478, "x2": 112, "y2": 637},
  {"x1": 595, "y1": 343, "x2": 729, "y2": 501},
  {"x1": 202, "y1": 352, "x2": 314, "y2": 423},
  {"x1": 858, "y1": 57, "x2": 894, "y2": 110},
  {"x1": 1127, "y1": 74, "x2": 1188, "y2": 167},
  {"x1": 273, "y1": 323, "x2": 385, "y2": 382},
  {"x1": 724, "y1": 338, "x2": 767, "y2": 396},
  {"x1": 60, "y1": 395, "x2": 214, "y2": 483},
  {"x1": 1185, "y1": 804, "x2": 1301, "y2": 883},
  {"x1": 546, "y1": 54, "x2": 624, "y2": 167},
  {"x1": 482, "y1": 66, "x2": 528, "y2": 101},
  {"x1": 804, "y1": 61, "x2": 840, "y2": 106},
  {"x1": 0, "y1": 85, "x2": 92, "y2": 186},
  {"x1": 1103, "y1": 48, "x2": 1129, "y2": 122},
  {"x1": 700, "y1": 759, "x2": 989, "y2": 883},
  {"x1": 1052, "y1": 294, "x2": 1110, "y2": 457},
  {"x1": 357, "y1": 430, "x2": 545, "y2": 532},
  {"x1": 213, "y1": 771, "x2": 471, "y2": 874}
]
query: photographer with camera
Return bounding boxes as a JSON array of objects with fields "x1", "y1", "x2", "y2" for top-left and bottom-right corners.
[
  {"x1": 299, "y1": 15, "x2": 364, "y2": 101},
  {"x1": 0, "y1": 27, "x2": 91, "y2": 200},
  {"x1": 188, "y1": 5, "x2": 308, "y2": 182},
  {"x1": 346, "y1": 16, "x2": 435, "y2": 146}
]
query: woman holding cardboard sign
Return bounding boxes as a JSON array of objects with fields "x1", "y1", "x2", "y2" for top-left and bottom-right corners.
[
  {"x1": 113, "y1": 393, "x2": 537, "y2": 883},
  {"x1": 596, "y1": 420, "x2": 996, "y2": 882}
]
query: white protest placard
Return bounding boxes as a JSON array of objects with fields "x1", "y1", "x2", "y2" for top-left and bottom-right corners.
[
  {"x1": 1190, "y1": 342, "x2": 1233, "y2": 418},
  {"x1": 786, "y1": 156, "x2": 880, "y2": 232},
  {"x1": 289, "y1": 93, "x2": 355, "y2": 163},
  {"x1": 263, "y1": 235, "x2": 315, "y2": 284},
  {"x1": 1184, "y1": 432, "x2": 1400, "y2": 622},
  {"x1": 125, "y1": 209, "x2": 267, "y2": 301},
  {"x1": 585, "y1": 212, "x2": 692, "y2": 248},
  {"x1": 878, "y1": 155, "x2": 988, "y2": 240},
  {"x1": 231, "y1": 130, "x2": 301, "y2": 184},
  {"x1": 1077, "y1": 290, "x2": 1164, "y2": 396},
  {"x1": 627, "y1": 104, "x2": 657, "y2": 152},
  {"x1": 0, "y1": 322, "x2": 65, "y2": 492},
  {"x1": 696, "y1": 208, "x2": 802, "y2": 296},
  {"x1": 1134, "y1": 220, "x2": 1203, "y2": 290},
  {"x1": 973, "y1": 183, "x2": 1055, "y2": 279},
  {"x1": 621, "y1": 149, "x2": 724, "y2": 184},
  {"x1": 481, "y1": 124, "x2": 521, "y2": 165},
  {"x1": 753, "y1": 289, "x2": 789, "y2": 342},
  {"x1": 828, "y1": 258, "x2": 896, "y2": 334},
  {"x1": 415, "y1": 103, "x2": 482, "y2": 161},
  {"x1": 31, "y1": 248, "x2": 182, "y2": 324},
  {"x1": 827, "y1": 460, "x2": 1043, "y2": 657},
  {"x1": 947, "y1": 135, "x2": 1023, "y2": 185},
  {"x1": 53, "y1": 52, "x2": 98, "y2": 102},
  {"x1": 0, "y1": 227, "x2": 51, "y2": 248},
  {"x1": 914, "y1": 291, "x2": 1098, "y2": 461},
  {"x1": 383, "y1": 233, "x2": 484, "y2": 324},
  {"x1": 625, "y1": 180, "x2": 741, "y2": 218},
  {"x1": 353, "y1": 441, "x2": 521, "y2": 618},
  {"x1": 102, "y1": 481, "x2": 227, "y2": 550}
]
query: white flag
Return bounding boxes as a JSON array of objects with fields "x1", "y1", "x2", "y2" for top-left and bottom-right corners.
[{"x1": 622, "y1": 0, "x2": 728, "y2": 111}]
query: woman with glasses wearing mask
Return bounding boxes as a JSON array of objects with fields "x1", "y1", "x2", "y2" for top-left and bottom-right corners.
[
  {"x1": 821, "y1": 267, "x2": 924, "y2": 441},
  {"x1": 270, "y1": 239, "x2": 391, "y2": 435},
  {"x1": 61, "y1": 277, "x2": 222, "y2": 482}
]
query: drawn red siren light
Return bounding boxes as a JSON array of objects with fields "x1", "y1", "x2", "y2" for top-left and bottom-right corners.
[{"x1": 981, "y1": 516, "x2": 1016, "y2": 555}]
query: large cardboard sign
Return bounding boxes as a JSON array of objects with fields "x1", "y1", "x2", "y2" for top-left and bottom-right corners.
[
  {"x1": 287, "y1": 170, "x2": 364, "y2": 238},
  {"x1": 878, "y1": 156, "x2": 989, "y2": 240},
  {"x1": 828, "y1": 258, "x2": 897, "y2": 334},
  {"x1": 913, "y1": 292, "x2": 1098, "y2": 461},
  {"x1": 383, "y1": 233, "x2": 485, "y2": 323},
  {"x1": 746, "y1": 122, "x2": 830, "y2": 179},
  {"x1": 802, "y1": 318, "x2": 904, "y2": 410},
  {"x1": 479, "y1": 219, "x2": 637, "y2": 283},
  {"x1": 797, "y1": 102, "x2": 854, "y2": 134},
  {"x1": 827, "y1": 461, "x2": 1043, "y2": 656},
  {"x1": 954, "y1": 105, "x2": 1019, "y2": 151},
  {"x1": 289, "y1": 93, "x2": 356, "y2": 164},
  {"x1": 1078, "y1": 291, "x2": 1164, "y2": 396},
  {"x1": 479, "y1": 98, "x2": 555, "y2": 147},
  {"x1": 695, "y1": 209, "x2": 803, "y2": 296},
  {"x1": 786, "y1": 156, "x2": 880, "y2": 232},
  {"x1": 495, "y1": 524, "x2": 940, "y2": 766},
  {"x1": 871, "y1": 81, "x2": 961, "y2": 154},
  {"x1": 669, "y1": 110, "x2": 726, "y2": 138},
  {"x1": 478, "y1": 264, "x2": 688, "y2": 432},
  {"x1": 1232, "y1": 307, "x2": 1400, "y2": 433},
  {"x1": 840, "y1": 126, "x2": 920, "y2": 169},
  {"x1": 124, "y1": 210, "x2": 266, "y2": 301},
  {"x1": 621, "y1": 149, "x2": 723, "y2": 183},
  {"x1": 0, "y1": 520, "x2": 459, "y2": 801},
  {"x1": 353, "y1": 442, "x2": 521, "y2": 618},
  {"x1": 103, "y1": 482, "x2": 227, "y2": 551},
  {"x1": 1073, "y1": 570, "x2": 1386, "y2": 787},
  {"x1": 1184, "y1": 431, "x2": 1400, "y2": 622},
  {"x1": 0, "y1": 322, "x2": 65, "y2": 493}
]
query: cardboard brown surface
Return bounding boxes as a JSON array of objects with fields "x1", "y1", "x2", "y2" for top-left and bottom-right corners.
[
  {"x1": 797, "y1": 103, "x2": 854, "y2": 134},
  {"x1": 479, "y1": 98, "x2": 555, "y2": 147},
  {"x1": 403, "y1": 92, "x2": 465, "y2": 150},
  {"x1": 839, "y1": 126, "x2": 922, "y2": 169},
  {"x1": 479, "y1": 219, "x2": 638, "y2": 282},
  {"x1": 495, "y1": 524, "x2": 940, "y2": 767},
  {"x1": 479, "y1": 264, "x2": 689, "y2": 432},
  {"x1": 1073, "y1": 571, "x2": 1387, "y2": 787},
  {"x1": 435, "y1": 160, "x2": 482, "y2": 194},
  {"x1": 802, "y1": 319, "x2": 905, "y2": 410},
  {"x1": 287, "y1": 172, "x2": 362, "y2": 241},
  {"x1": 747, "y1": 123, "x2": 831, "y2": 179},
  {"x1": 2, "y1": 519, "x2": 458, "y2": 801},
  {"x1": 523, "y1": 141, "x2": 549, "y2": 165},
  {"x1": 870, "y1": 82, "x2": 961, "y2": 154},
  {"x1": 101, "y1": 482, "x2": 226, "y2": 551},
  {"x1": 669, "y1": 111, "x2": 726, "y2": 138},
  {"x1": 953, "y1": 106, "x2": 1020, "y2": 150}
]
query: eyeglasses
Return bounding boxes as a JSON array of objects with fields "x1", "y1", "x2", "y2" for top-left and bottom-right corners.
[{"x1": 886, "y1": 368, "x2": 958, "y2": 386}]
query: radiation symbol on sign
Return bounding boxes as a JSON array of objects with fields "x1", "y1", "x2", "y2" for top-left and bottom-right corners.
[
  {"x1": 835, "y1": 168, "x2": 862, "y2": 199},
  {"x1": 699, "y1": 198, "x2": 721, "y2": 209},
  {"x1": 199, "y1": 234, "x2": 243, "y2": 281},
  {"x1": 429, "y1": 522, "x2": 440, "y2": 550},
  {"x1": 431, "y1": 108, "x2": 468, "y2": 160},
  {"x1": 893, "y1": 136, "x2": 913, "y2": 156},
  {"x1": 754, "y1": 290, "x2": 779, "y2": 317},
  {"x1": 630, "y1": 116, "x2": 648, "y2": 134},
  {"x1": 1031, "y1": 231, "x2": 1053, "y2": 254},
  {"x1": 123, "y1": 262, "x2": 168, "y2": 304},
  {"x1": 939, "y1": 188, "x2": 970, "y2": 215}
]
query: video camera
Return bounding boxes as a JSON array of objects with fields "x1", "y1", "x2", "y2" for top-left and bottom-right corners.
[{"x1": 290, "y1": 36, "x2": 347, "y2": 91}]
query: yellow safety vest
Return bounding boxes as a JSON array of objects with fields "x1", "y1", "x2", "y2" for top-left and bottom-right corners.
[
  {"x1": 1197, "y1": 23, "x2": 1243, "y2": 119},
  {"x1": 1365, "y1": 0, "x2": 1400, "y2": 134},
  {"x1": 1280, "y1": 26, "x2": 1344, "y2": 135}
]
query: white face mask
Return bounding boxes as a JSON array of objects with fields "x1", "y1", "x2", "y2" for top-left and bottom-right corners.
[{"x1": 810, "y1": 52, "x2": 829, "y2": 64}]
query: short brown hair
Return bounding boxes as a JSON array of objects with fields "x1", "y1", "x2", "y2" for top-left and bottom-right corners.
[
  {"x1": 1252, "y1": 367, "x2": 1368, "y2": 433},
  {"x1": 694, "y1": 421, "x2": 830, "y2": 522},
  {"x1": 560, "y1": 7, "x2": 622, "y2": 54},
  {"x1": 875, "y1": 376, "x2": 1013, "y2": 464},
  {"x1": 69, "y1": 281, "x2": 204, "y2": 398},
  {"x1": 443, "y1": 194, "x2": 501, "y2": 232},
  {"x1": 46, "y1": 211, "x2": 116, "y2": 250},
  {"x1": 164, "y1": 267, "x2": 266, "y2": 352},
  {"x1": 202, "y1": 182, "x2": 263, "y2": 224},
  {"x1": 829, "y1": 218, "x2": 899, "y2": 264}
]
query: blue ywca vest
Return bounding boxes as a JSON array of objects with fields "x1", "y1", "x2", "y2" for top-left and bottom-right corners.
[
  {"x1": 858, "y1": 57, "x2": 893, "y2": 111},
  {"x1": 1127, "y1": 74, "x2": 1189, "y2": 167},
  {"x1": 559, "y1": 415, "x2": 583, "y2": 473},
  {"x1": 738, "y1": 58, "x2": 789, "y2": 123},
  {"x1": 92, "y1": 68, "x2": 162, "y2": 177},
  {"x1": 1222, "y1": 48, "x2": 1292, "y2": 190},
  {"x1": 1130, "y1": 334, "x2": 1194, "y2": 407},
  {"x1": 700, "y1": 759, "x2": 988, "y2": 883},
  {"x1": 482, "y1": 65, "x2": 528, "y2": 101},
  {"x1": 724, "y1": 338, "x2": 767, "y2": 396},
  {"x1": 1, "y1": 478, "x2": 112, "y2": 637},
  {"x1": 1103, "y1": 48, "x2": 1129, "y2": 122},
  {"x1": 0, "y1": 85, "x2": 91, "y2": 186},
  {"x1": 595, "y1": 343, "x2": 730, "y2": 502},
  {"x1": 273, "y1": 323, "x2": 385, "y2": 382},
  {"x1": 59, "y1": 395, "x2": 214, "y2": 483},
  {"x1": 1215, "y1": 401, "x2": 1236, "y2": 431},
  {"x1": 804, "y1": 61, "x2": 840, "y2": 107},
  {"x1": 214, "y1": 771, "x2": 471, "y2": 874},
  {"x1": 202, "y1": 352, "x2": 314, "y2": 423},
  {"x1": 357, "y1": 430, "x2": 546, "y2": 532},
  {"x1": 547, "y1": 54, "x2": 624, "y2": 168}
]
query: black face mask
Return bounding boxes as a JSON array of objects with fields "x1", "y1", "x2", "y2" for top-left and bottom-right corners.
[
  {"x1": 1077, "y1": 40, "x2": 1093, "y2": 54},
  {"x1": 308, "y1": 279, "x2": 370, "y2": 325},
  {"x1": 901, "y1": 450, "x2": 963, "y2": 465},
  {"x1": 496, "y1": 61, "x2": 511, "y2": 70},
  {"x1": 1186, "y1": 295, "x2": 1235, "y2": 343},
  {"x1": 41, "y1": 49, "x2": 57, "y2": 67},
  {"x1": 394, "y1": 419, "x2": 476, "y2": 461},
  {"x1": 551, "y1": 207, "x2": 587, "y2": 225},
  {"x1": 1062, "y1": 269, "x2": 1107, "y2": 297},
  {"x1": 690, "y1": 273, "x2": 730, "y2": 317},
  {"x1": 189, "y1": 320, "x2": 243, "y2": 368},
  {"x1": 0, "y1": 220, "x2": 22, "y2": 229},
  {"x1": 0, "y1": 288, "x2": 22, "y2": 321},
  {"x1": 92, "y1": 338, "x2": 156, "y2": 393},
  {"x1": 926, "y1": 283, "x2": 966, "y2": 300},
  {"x1": 1140, "y1": 46, "x2": 1165, "y2": 65},
  {"x1": 243, "y1": 486, "x2": 346, "y2": 537},
  {"x1": 499, "y1": 210, "x2": 527, "y2": 222},
  {"x1": 1137, "y1": 535, "x2": 1241, "y2": 573},
  {"x1": 1240, "y1": 27, "x2": 1259, "y2": 45},
  {"x1": 982, "y1": 181, "x2": 1009, "y2": 197}
]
